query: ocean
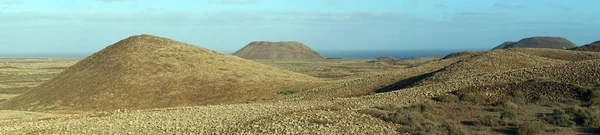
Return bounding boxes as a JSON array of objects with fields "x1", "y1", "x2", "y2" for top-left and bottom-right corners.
[{"x1": 0, "y1": 50, "x2": 468, "y2": 59}]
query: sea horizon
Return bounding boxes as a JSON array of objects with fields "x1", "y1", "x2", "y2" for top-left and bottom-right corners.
[{"x1": 0, "y1": 49, "x2": 479, "y2": 59}]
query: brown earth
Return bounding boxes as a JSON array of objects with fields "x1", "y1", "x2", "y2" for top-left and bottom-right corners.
[
  {"x1": 570, "y1": 40, "x2": 600, "y2": 52},
  {"x1": 233, "y1": 41, "x2": 326, "y2": 59},
  {"x1": 492, "y1": 37, "x2": 576, "y2": 50},
  {"x1": 1, "y1": 46, "x2": 600, "y2": 134},
  {"x1": 0, "y1": 34, "x2": 322, "y2": 111}
]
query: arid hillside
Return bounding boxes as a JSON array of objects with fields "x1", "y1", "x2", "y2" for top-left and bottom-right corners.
[
  {"x1": 0, "y1": 34, "x2": 321, "y2": 111},
  {"x1": 570, "y1": 40, "x2": 600, "y2": 52},
  {"x1": 1, "y1": 45, "x2": 600, "y2": 134}
]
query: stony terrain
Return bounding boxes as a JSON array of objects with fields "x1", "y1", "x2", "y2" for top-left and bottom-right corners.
[{"x1": 0, "y1": 36, "x2": 600, "y2": 134}]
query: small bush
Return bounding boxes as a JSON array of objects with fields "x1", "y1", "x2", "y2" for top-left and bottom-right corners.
[
  {"x1": 388, "y1": 110, "x2": 427, "y2": 125},
  {"x1": 280, "y1": 90, "x2": 298, "y2": 95},
  {"x1": 577, "y1": 87, "x2": 600, "y2": 106},
  {"x1": 501, "y1": 109, "x2": 517, "y2": 120},
  {"x1": 408, "y1": 102, "x2": 436, "y2": 113},
  {"x1": 460, "y1": 93, "x2": 488, "y2": 104},
  {"x1": 561, "y1": 106, "x2": 600, "y2": 127},
  {"x1": 532, "y1": 94, "x2": 550, "y2": 102},
  {"x1": 441, "y1": 122, "x2": 468, "y2": 135},
  {"x1": 543, "y1": 109, "x2": 575, "y2": 127},
  {"x1": 517, "y1": 121, "x2": 547, "y2": 135},
  {"x1": 589, "y1": 89, "x2": 600, "y2": 106},
  {"x1": 360, "y1": 108, "x2": 389, "y2": 118},
  {"x1": 476, "y1": 114, "x2": 501, "y2": 126},
  {"x1": 582, "y1": 109, "x2": 600, "y2": 127},
  {"x1": 511, "y1": 91, "x2": 526, "y2": 99},
  {"x1": 397, "y1": 121, "x2": 466, "y2": 135},
  {"x1": 361, "y1": 107, "x2": 428, "y2": 126},
  {"x1": 434, "y1": 94, "x2": 460, "y2": 103},
  {"x1": 495, "y1": 100, "x2": 519, "y2": 110}
]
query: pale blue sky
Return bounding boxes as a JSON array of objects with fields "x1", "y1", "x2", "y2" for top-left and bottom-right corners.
[{"x1": 1, "y1": 0, "x2": 599, "y2": 54}]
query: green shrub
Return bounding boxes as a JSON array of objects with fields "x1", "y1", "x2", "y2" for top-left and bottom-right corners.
[
  {"x1": 582, "y1": 108, "x2": 600, "y2": 127},
  {"x1": 495, "y1": 100, "x2": 519, "y2": 110},
  {"x1": 460, "y1": 93, "x2": 488, "y2": 104},
  {"x1": 441, "y1": 122, "x2": 467, "y2": 135},
  {"x1": 543, "y1": 109, "x2": 575, "y2": 127},
  {"x1": 476, "y1": 114, "x2": 501, "y2": 126},
  {"x1": 501, "y1": 109, "x2": 517, "y2": 120},
  {"x1": 562, "y1": 106, "x2": 600, "y2": 127},
  {"x1": 517, "y1": 121, "x2": 547, "y2": 135},
  {"x1": 532, "y1": 94, "x2": 550, "y2": 103},
  {"x1": 280, "y1": 90, "x2": 298, "y2": 95},
  {"x1": 577, "y1": 87, "x2": 600, "y2": 106},
  {"x1": 360, "y1": 108, "x2": 389, "y2": 118},
  {"x1": 409, "y1": 102, "x2": 436, "y2": 113},
  {"x1": 397, "y1": 121, "x2": 466, "y2": 135},
  {"x1": 589, "y1": 89, "x2": 600, "y2": 106},
  {"x1": 511, "y1": 91, "x2": 526, "y2": 99},
  {"x1": 361, "y1": 107, "x2": 427, "y2": 126},
  {"x1": 564, "y1": 106, "x2": 588, "y2": 124},
  {"x1": 387, "y1": 110, "x2": 427, "y2": 125},
  {"x1": 434, "y1": 94, "x2": 460, "y2": 103}
]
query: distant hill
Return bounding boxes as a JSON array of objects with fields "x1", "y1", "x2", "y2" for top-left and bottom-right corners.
[
  {"x1": 375, "y1": 56, "x2": 396, "y2": 64},
  {"x1": 442, "y1": 51, "x2": 485, "y2": 59},
  {"x1": 492, "y1": 37, "x2": 576, "y2": 50},
  {"x1": 570, "y1": 40, "x2": 600, "y2": 52},
  {"x1": 233, "y1": 41, "x2": 326, "y2": 59},
  {"x1": 0, "y1": 34, "x2": 320, "y2": 111},
  {"x1": 492, "y1": 41, "x2": 516, "y2": 50}
]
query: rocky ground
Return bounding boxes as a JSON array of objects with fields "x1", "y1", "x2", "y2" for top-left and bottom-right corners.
[{"x1": 1, "y1": 49, "x2": 599, "y2": 134}]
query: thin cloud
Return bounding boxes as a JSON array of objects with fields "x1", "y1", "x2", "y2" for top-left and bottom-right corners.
[
  {"x1": 435, "y1": 4, "x2": 447, "y2": 8},
  {"x1": 555, "y1": 4, "x2": 571, "y2": 11},
  {"x1": 218, "y1": 0, "x2": 258, "y2": 5},
  {"x1": 403, "y1": 0, "x2": 418, "y2": 5},
  {"x1": 326, "y1": 0, "x2": 342, "y2": 5},
  {"x1": 128, "y1": 4, "x2": 139, "y2": 8},
  {"x1": 2, "y1": 0, "x2": 23, "y2": 5},
  {"x1": 453, "y1": 12, "x2": 513, "y2": 22},
  {"x1": 493, "y1": 3, "x2": 527, "y2": 9},
  {"x1": 98, "y1": 0, "x2": 134, "y2": 3},
  {"x1": 0, "y1": 11, "x2": 418, "y2": 25}
]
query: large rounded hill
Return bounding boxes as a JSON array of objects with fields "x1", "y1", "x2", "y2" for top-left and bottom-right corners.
[
  {"x1": 0, "y1": 34, "x2": 319, "y2": 111},
  {"x1": 233, "y1": 41, "x2": 326, "y2": 59},
  {"x1": 492, "y1": 37, "x2": 576, "y2": 50}
]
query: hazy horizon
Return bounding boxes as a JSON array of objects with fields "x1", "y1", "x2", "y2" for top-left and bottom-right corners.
[{"x1": 1, "y1": 0, "x2": 599, "y2": 54}]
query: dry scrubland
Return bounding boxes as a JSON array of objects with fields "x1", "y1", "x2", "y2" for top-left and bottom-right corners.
[
  {"x1": 0, "y1": 35, "x2": 600, "y2": 134},
  {"x1": 0, "y1": 58, "x2": 77, "y2": 101}
]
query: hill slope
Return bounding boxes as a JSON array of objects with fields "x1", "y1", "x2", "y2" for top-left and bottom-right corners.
[
  {"x1": 492, "y1": 37, "x2": 576, "y2": 50},
  {"x1": 570, "y1": 40, "x2": 600, "y2": 52},
  {"x1": 0, "y1": 34, "x2": 320, "y2": 111},
  {"x1": 233, "y1": 41, "x2": 326, "y2": 59}
]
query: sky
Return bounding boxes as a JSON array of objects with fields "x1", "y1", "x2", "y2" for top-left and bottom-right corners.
[{"x1": 0, "y1": 0, "x2": 599, "y2": 54}]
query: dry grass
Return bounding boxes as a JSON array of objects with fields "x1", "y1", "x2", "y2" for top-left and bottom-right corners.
[
  {"x1": 256, "y1": 59, "x2": 406, "y2": 79},
  {"x1": 0, "y1": 58, "x2": 77, "y2": 94}
]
